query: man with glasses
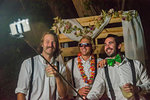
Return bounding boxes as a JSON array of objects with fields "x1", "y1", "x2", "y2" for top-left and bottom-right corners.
[{"x1": 66, "y1": 35, "x2": 105, "y2": 100}]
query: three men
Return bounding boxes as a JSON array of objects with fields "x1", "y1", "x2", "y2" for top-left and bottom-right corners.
[
  {"x1": 15, "y1": 31, "x2": 67, "y2": 100},
  {"x1": 16, "y1": 31, "x2": 150, "y2": 100}
]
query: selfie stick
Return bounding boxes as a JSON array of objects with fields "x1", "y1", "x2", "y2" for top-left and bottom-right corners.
[
  {"x1": 25, "y1": 39, "x2": 84, "y2": 99},
  {"x1": 9, "y1": 19, "x2": 84, "y2": 100}
]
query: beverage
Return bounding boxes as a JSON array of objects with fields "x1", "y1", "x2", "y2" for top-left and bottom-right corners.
[
  {"x1": 45, "y1": 65, "x2": 54, "y2": 77},
  {"x1": 120, "y1": 87, "x2": 133, "y2": 99},
  {"x1": 46, "y1": 70, "x2": 54, "y2": 77}
]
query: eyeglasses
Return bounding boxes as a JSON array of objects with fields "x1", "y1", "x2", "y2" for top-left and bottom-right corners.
[{"x1": 78, "y1": 43, "x2": 92, "y2": 47}]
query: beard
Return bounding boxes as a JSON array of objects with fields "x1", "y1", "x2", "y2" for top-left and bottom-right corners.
[
  {"x1": 105, "y1": 47, "x2": 118, "y2": 57},
  {"x1": 44, "y1": 46, "x2": 55, "y2": 55}
]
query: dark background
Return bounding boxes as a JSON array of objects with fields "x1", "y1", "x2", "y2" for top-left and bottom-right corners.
[{"x1": 0, "y1": 0, "x2": 150, "y2": 99}]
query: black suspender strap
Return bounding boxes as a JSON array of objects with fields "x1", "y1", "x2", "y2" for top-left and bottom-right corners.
[
  {"x1": 56, "y1": 61, "x2": 59, "y2": 72},
  {"x1": 128, "y1": 59, "x2": 136, "y2": 85},
  {"x1": 94, "y1": 56, "x2": 97, "y2": 81},
  {"x1": 28, "y1": 57, "x2": 34, "y2": 100},
  {"x1": 54, "y1": 61, "x2": 59, "y2": 100},
  {"x1": 72, "y1": 58, "x2": 76, "y2": 88},
  {"x1": 104, "y1": 65, "x2": 116, "y2": 100},
  {"x1": 128, "y1": 59, "x2": 140, "y2": 100}
]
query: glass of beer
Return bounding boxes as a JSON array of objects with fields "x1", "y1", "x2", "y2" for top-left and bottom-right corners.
[
  {"x1": 45, "y1": 65, "x2": 54, "y2": 77},
  {"x1": 120, "y1": 86, "x2": 133, "y2": 99}
]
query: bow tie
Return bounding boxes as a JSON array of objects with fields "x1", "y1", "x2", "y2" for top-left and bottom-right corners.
[{"x1": 107, "y1": 54, "x2": 122, "y2": 66}]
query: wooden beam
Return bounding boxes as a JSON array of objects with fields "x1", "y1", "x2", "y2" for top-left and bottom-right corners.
[
  {"x1": 76, "y1": 16, "x2": 121, "y2": 26},
  {"x1": 61, "y1": 43, "x2": 124, "y2": 57},
  {"x1": 58, "y1": 34, "x2": 74, "y2": 43},
  {"x1": 102, "y1": 27, "x2": 123, "y2": 33},
  {"x1": 72, "y1": 0, "x2": 94, "y2": 17},
  {"x1": 61, "y1": 47, "x2": 79, "y2": 57},
  {"x1": 58, "y1": 27, "x2": 123, "y2": 43}
]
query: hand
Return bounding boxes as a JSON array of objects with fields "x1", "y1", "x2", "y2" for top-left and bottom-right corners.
[
  {"x1": 122, "y1": 83, "x2": 140, "y2": 94},
  {"x1": 78, "y1": 86, "x2": 90, "y2": 97},
  {"x1": 45, "y1": 64, "x2": 58, "y2": 77},
  {"x1": 97, "y1": 59, "x2": 107, "y2": 68}
]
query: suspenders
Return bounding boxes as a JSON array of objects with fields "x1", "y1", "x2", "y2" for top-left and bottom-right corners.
[
  {"x1": 71, "y1": 56, "x2": 97, "y2": 88},
  {"x1": 128, "y1": 59, "x2": 139, "y2": 100},
  {"x1": 104, "y1": 66, "x2": 116, "y2": 100},
  {"x1": 54, "y1": 61, "x2": 59, "y2": 99},
  {"x1": 28, "y1": 57, "x2": 34, "y2": 100},
  {"x1": 104, "y1": 59, "x2": 137, "y2": 100},
  {"x1": 28, "y1": 57, "x2": 59, "y2": 100},
  {"x1": 71, "y1": 58, "x2": 76, "y2": 87}
]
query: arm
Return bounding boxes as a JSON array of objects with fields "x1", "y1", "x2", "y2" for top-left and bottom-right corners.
[
  {"x1": 46, "y1": 63, "x2": 67, "y2": 98},
  {"x1": 136, "y1": 61, "x2": 150, "y2": 93},
  {"x1": 17, "y1": 93, "x2": 26, "y2": 100},
  {"x1": 55, "y1": 75, "x2": 67, "y2": 98},
  {"x1": 123, "y1": 60, "x2": 150, "y2": 94},
  {"x1": 87, "y1": 69, "x2": 105, "y2": 100},
  {"x1": 56, "y1": 63, "x2": 67, "y2": 98},
  {"x1": 15, "y1": 59, "x2": 31, "y2": 99}
]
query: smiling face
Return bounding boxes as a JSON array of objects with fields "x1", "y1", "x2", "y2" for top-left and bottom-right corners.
[
  {"x1": 79, "y1": 38, "x2": 92, "y2": 56},
  {"x1": 42, "y1": 34, "x2": 56, "y2": 57},
  {"x1": 104, "y1": 37, "x2": 121, "y2": 57}
]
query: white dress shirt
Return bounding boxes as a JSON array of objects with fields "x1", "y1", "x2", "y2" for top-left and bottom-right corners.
[
  {"x1": 15, "y1": 55, "x2": 66, "y2": 100},
  {"x1": 87, "y1": 57, "x2": 150, "y2": 100},
  {"x1": 66, "y1": 56, "x2": 105, "y2": 100}
]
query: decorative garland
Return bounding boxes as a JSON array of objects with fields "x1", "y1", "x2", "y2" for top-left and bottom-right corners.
[
  {"x1": 51, "y1": 9, "x2": 114, "y2": 37},
  {"x1": 77, "y1": 53, "x2": 95, "y2": 84},
  {"x1": 51, "y1": 9, "x2": 138, "y2": 37}
]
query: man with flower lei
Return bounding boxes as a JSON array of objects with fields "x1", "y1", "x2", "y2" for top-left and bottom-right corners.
[
  {"x1": 86, "y1": 34, "x2": 150, "y2": 100},
  {"x1": 66, "y1": 35, "x2": 105, "y2": 100}
]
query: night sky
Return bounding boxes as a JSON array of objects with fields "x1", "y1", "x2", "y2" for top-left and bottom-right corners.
[{"x1": 0, "y1": 0, "x2": 52, "y2": 99}]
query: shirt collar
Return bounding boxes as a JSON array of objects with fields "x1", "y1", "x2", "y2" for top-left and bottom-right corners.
[
  {"x1": 80, "y1": 55, "x2": 92, "y2": 63},
  {"x1": 119, "y1": 56, "x2": 128, "y2": 65}
]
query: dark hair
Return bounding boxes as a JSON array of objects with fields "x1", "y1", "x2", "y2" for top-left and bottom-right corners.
[
  {"x1": 38, "y1": 30, "x2": 61, "y2": 59},
  {"x1": 79, "y1": 35, "x2": 95, "y2": 54},
  {"x1": 105, "y1": 34, "x2": 122, "y2": 46}
]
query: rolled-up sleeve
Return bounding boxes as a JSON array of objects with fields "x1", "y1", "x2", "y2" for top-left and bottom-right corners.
[
  {"x1": 136, "y1": 60, "x2": 150, "y2": 93},
  {"x1": 15, "y1": 59, "x2": 31, "y2": 95}
]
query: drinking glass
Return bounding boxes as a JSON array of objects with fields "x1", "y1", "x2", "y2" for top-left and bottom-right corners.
[
  {"x1": 45, "y1": 65, "x2": 54, "y2": 77},
  {"x1": 120, "y1": 86, "x2": 133, "y2": 99}
]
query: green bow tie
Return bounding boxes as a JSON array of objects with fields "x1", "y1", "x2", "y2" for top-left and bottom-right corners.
[{"x1": 107, "y1": 54, "x2": 122, "y2": 66}]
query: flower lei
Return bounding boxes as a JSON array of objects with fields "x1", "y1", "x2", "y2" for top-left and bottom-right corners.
[{"x1": 78, "y1": 53, "x2": 95, "y2": 84}]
